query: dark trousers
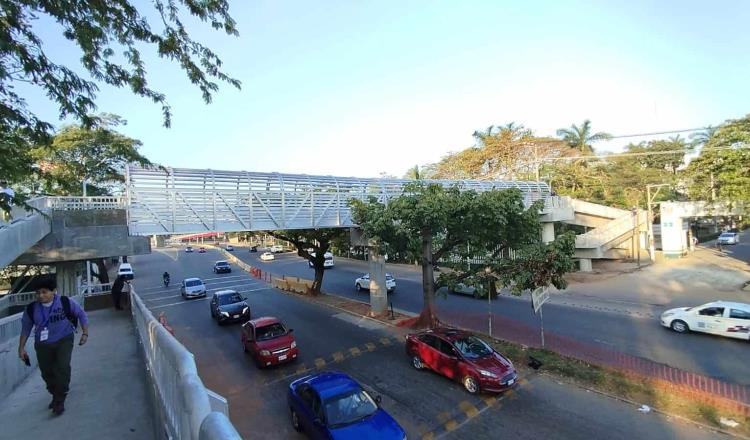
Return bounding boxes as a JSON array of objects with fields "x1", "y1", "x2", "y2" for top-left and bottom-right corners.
[
  {"x1": 35, "y1": 335, "x2": 74, "y2": 400},
  {"x1": 112, "y1": 290, "x2": 122, "y2": 308}
]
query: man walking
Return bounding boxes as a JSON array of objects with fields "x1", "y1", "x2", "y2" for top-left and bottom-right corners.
[
  {"x1": 18, "y1": 279, "x2": 89, "y2": 415},
  {"x1": 111, "y1": 275, "x2": 125, "y2": 310}
]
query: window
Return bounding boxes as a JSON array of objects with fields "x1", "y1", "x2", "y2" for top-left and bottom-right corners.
[
  {"x1": 186, "y1": 280, "x2": 203, "y2": 287},
  {"x1": 298, "y1": 386, "x2": 315, "y2": 408},
  {"x1": 438, "y1": 340, "x2": 458, "y2": 357},
  {"x1": 698, "y1": 307, "x2": 725, "y2": 317},
  {"x1": 255, "y1": 323, "x2": 287, "y2": 341},
  {"x1": 730, "y1": 309, "x2": 750, "y2": 320},
  {"x1": 419, "y1": 334, "x2": 440, "y2": 349},
  {"x1": 218, "y1": 293, "x2": 243, "y2": 305},
  {"x1": 453, "y1": 336, "x2": 493, "y2": 359},
  {"x1": 324, "y1": 388, "x2": 378, "y2": 428}
]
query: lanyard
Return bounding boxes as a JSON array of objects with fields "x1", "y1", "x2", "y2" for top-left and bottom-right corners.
[{"x1": 37, "y1": 297, "x2": 57, "y2": 329}]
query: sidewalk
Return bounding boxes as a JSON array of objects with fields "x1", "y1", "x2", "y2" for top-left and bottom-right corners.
[{"x1": 0, "y1": 308, "x2": 155, "y2": 439}]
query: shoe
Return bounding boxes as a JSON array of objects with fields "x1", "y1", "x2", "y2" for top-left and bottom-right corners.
[
  {"x1": 52, "y1": 401, "x2": 65, "y2": 416},
  {"x1": 48, "y1": 398, "x2": 55, "y2": 409}
]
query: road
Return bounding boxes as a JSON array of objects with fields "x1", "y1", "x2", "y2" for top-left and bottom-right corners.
[
  {"x1": 229, "y1": 245, "x2": 750, "y2": 387},
  {"x1": 128, "y1": 249, "x2": 725, "y2": 440}
]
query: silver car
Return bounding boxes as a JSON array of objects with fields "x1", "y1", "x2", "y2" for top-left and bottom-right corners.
[
  {"x1": 717, "y1": 232, "x2": 739, "y2": 245},
  {"x1": 181, "y1": 277, "x2": 207, "y2": 299}
]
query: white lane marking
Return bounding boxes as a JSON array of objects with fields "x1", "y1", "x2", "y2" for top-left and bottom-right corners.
[
  {"x1": 139, "y1": 278, "x2": 261, "y2": 297},
  {"x1": 138, "y1": 274, "x2": 250, "y2": 293},
  {"x1": 144, "y1": 283, "x2": 264, "y2": 301},
  {"x1": 149, "y1": 288, "x2": 271, "y2": 310}
]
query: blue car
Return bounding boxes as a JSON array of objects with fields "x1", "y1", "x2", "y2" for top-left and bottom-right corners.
[{"x1": 287, "y1": 371, "x2": 406, "y2": 440}]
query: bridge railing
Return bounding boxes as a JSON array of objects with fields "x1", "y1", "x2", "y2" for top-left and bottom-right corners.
[{"x1": 130, "y1": 287, "x2": 241, "y2": 440}]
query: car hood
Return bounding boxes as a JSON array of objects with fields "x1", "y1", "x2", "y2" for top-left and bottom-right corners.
[
  {"x1": 185, "y1": 285, "x2": 205, "y2": 291},
  {"x1": 330, "y1": 409, "x2": 405, "y2": 440},
  {"x1": 218, "y1": 302, "x2": 248, "y2": 313},
  {"x1": 255, "y1": 333, "x2": 295, "y2": 351},
  {"x1": 663, "y1": 307, "x2": 691, "y2": 316},
  {"x1": 468, "y1": 352, "x2": 514, "y2": 375}
]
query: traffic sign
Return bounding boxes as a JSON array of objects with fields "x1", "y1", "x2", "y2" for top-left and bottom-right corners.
[{"x1": 531, "y1": 287, "x2": 549, "y2": 314}]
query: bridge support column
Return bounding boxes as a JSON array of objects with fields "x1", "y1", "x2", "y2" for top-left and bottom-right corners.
[
  {"x1": 56, "y1": 261, "x2": 81, "y2": 297},
  {"x1": 578, "y1": 258, "x2": 592, "y2": 272},
  {"x1": 367, "y1": 247, "x2": 388, "y2": 316},
  {"x1": 541, "y1": 223, "x2": 555, "y2": 244},
  {"x1": 151, "y1": 235, "x2": 166, "y2": 248}
]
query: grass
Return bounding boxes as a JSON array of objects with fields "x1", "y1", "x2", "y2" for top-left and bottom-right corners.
[{"x1": 487, "y1": 339, "x2": 750, "y2": 437}]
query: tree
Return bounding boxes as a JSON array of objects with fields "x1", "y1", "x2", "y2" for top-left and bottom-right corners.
[
  {"x1": 689, "y1": 126, "x2": 718, "y2": 147},
  {"x1": 404, "y1": 165, "x2": 422, "y2": 180},
  {"x1": 1, "y1": 0, "x2": 241, "y2": 144},
  {"x1": 28, "y1": 114, "x2": 154, "y2": 196},
  {"x1": 556, "y1": 120, "x2": 612, "y2": 155},
  {"x1": 351, "y1": 182, "x2": 574, "y2": 327},
  {"x1": 266, "y1": 229, "x2": 348, "y2": 295}
]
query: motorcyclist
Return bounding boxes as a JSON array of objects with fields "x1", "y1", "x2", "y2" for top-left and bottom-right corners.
[{"x1": 163, "y1": 271, "x2": 170, "y2": 286}]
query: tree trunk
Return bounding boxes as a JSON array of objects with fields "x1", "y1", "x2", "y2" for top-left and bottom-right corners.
[
  {"x1": 94, "y1": 258, "x2": 109, "y2": 284},
  {"x1": 415, "y1": 230, "x2": 438, "y2": 328},
  {"x1": 311, "y1": 265, "x2": 324, "y2": 295}
]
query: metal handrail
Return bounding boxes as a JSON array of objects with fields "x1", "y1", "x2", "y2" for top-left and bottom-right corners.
[{"x1": 576, "y1": 211, "x2": 647, "y2": 248}]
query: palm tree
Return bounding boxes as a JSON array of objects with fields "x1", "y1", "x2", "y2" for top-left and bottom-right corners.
[
  {"x1": 689, "y1": 126, "x2": 717, "y2": 147},
  {"x1": 556, "y1": 120, "x2": 612, "y2": 155}
]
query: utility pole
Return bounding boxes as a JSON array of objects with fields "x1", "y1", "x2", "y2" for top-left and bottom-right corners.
[{"x1": 646, "y1": 183, "x2": 670, "y2": 262}]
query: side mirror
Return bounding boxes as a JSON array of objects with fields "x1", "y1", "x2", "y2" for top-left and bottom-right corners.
[
  {"x1": 288, "y1": 328, "x2": 294, "y2": 333},
  {"x1": 243, "y1": 296, "x2": 248, "y2": 300},
  {"x1": 374, "y1": 395, "x2": 382, "y2": 405}
]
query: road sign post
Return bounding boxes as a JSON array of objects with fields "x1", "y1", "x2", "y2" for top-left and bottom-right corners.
[{"x1": 531, "y1": 287, "x2": 550, "y2": 348}]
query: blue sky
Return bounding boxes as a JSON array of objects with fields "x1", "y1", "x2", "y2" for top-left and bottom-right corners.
[{"x1": 25, "y1": 0, "x2": 750, "y2": 177}]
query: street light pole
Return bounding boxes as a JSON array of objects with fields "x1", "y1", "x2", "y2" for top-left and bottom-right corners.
[{"x1": 646, "y1": 183, "x2": 670, "y2": 263}]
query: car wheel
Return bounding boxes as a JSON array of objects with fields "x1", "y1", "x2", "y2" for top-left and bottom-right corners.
[
  {"x1": 472, "y1": 290, "x2": 480, "y2": 299},
  {"x1": 291, "y1": 409, "x2": 302, "y2": 432},
  {"x1": 412, "y1": 355, "x2": 424, "y2": 370},
  {"x1": 356, "y1": 283, "x2": 363, "y2": 292},
  {"x1": 671, "y1": 320, "x2": 689, "y2": 333},
  {"x1": 463, "y1": 376, "x2": 479, "y2": 394},
  {"x1": 242, "y1": 340, "x2": 247, "y2": 353}
]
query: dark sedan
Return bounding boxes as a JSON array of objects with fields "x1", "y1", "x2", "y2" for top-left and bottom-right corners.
[
  {"x1": 210, "y1": 290, "x2": 250, "y2": 324},
  {"x1": 405, "y1": 327, "x2": 517, "y2": 394},
  {"x1": 213, "y1": 260, "x2": 232, "y2": 274}
]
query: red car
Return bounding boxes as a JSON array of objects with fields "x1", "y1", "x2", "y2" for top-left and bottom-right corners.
[
  {"x1": 241, "y1": 317, "x2": 298, "y2": 368},
  {"x1": 198, "y1": 247, "x2": 206, "y2": 253},
  {"x1": 405, "y1": 328, "x2": 517, "y2": 394}
]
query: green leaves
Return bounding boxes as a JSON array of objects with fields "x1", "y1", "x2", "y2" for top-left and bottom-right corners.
[{"x1": 0, "y1": 0, "x2": 241, "y2": 143}]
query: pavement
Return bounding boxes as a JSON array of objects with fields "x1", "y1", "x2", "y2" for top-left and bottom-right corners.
[
  {"x1": 128, "y1": 248, "x2": 732, "y2": 439},
  {"x1": 0, "y1": 307, "x2": 156, "y2": 439}
]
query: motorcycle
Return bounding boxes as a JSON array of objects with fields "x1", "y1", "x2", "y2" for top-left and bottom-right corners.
[{"x1": 163, "y1": 276, "x2": 170, "y2": 287}]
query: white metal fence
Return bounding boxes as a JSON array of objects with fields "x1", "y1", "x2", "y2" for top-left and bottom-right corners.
[{"x1": 130, "y1": 287, "x2": 241, "y2": 440}]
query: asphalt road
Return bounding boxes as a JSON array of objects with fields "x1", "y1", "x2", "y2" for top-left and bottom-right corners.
[
  {"x1": 229, "y1": 246, "x2": 750, "y2": 387},
  {"x1": 128, "y1": 249, "x2": 724, "y2": 440}
]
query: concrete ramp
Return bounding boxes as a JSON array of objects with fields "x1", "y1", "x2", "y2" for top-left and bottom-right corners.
[{"x1": 0, "y1": 211, "x2": 51, "y2": 268}]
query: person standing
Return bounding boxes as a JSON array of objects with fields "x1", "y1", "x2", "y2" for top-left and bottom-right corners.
[
  {"x1": 111, "y1": 275, "x2": 125, "y2": 310},
  {"x1": 18, "y1": 279, "x2": 89, "y2": 416}
]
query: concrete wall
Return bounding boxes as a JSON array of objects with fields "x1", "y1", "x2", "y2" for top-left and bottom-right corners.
[
  {"x1": 13, "y1": 209, "x2": 150, "y2": 265},
  {"x1": 0, "y1": 313, "x2": 39, "y2": 401}
]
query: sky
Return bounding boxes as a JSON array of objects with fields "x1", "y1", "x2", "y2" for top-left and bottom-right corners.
[{"x1": 22, "y1": 0, "x2": 750, "y2": 178}]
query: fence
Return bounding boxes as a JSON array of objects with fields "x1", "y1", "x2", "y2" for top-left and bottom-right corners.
[
  {"x1": 130, "y1": 287, "x2": 241, "y2": 440},
  {"x1": 0, "y1": 292, "x2": 36, "y2": 316},
  {"x1": 437, "y1": 308, "x2": 750, "y2": 416}
]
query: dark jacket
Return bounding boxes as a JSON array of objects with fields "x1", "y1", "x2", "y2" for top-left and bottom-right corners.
[{"x1": 111, "y1": 277, "x2": 125, "y2": 295}]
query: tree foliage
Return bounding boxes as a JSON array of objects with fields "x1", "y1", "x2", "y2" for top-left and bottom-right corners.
[
  {"x1": 351, "y1": 182, "x2": 575, "y2": 327},
  {"x1": 556, "y1": 119, "x2": 612, "y2": 155},
  {"x1": 0, "y1": 0, "x2": 241, "y2": 143}
]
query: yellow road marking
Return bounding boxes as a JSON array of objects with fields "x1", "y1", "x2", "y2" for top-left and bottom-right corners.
[
  {"x1": 332, "y1": 352, "x2": 345, "y2": 362},
  {"x1": 314, "y1": 358, "x2": 326, "y2": 369},
  {"x1": 296, "y1": 364, "x2": 308, "y2": 375},
  {"x1": 444, "y1": 420, "x2": 458, "y2": 432},
  {"x1": 380, "y1": 337, "x2": 392, "y2": 346},
  {"x1": 436, "y1": 411, "x2": 451, "y2": 423},
  {"x1": 481, "y1": 395, "x2": 498, "y2": 407},
  {"x1": 421, "y1": 433, "x2": 434, "y2": 440},
  {"x1": 459, "y1": 401, "x2": 479, "y2": 418},
  {"x1": 365, "y1": 343, "x2": 376, "y2": 352},
  {"x1": 349, "y1": 347, "x2": 361, "y2": 357}
]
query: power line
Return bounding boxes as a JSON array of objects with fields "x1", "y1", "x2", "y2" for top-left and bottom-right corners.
[
  {"x1": 540, "y1": 145, "x2": 748, "y2": 162},
  {"x1": 607, "y1": 127, "x2": 710, "y2": 139}
]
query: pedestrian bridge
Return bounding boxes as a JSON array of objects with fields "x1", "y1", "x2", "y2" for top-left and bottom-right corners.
[{"x1": 125, "y1": 165, "x2": 552, "y2": 235}]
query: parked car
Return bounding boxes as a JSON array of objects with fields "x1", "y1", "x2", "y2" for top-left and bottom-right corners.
[
  {"x1": 226, "y1": 244, "x2": 235, "y2": 251},
  {"x1": 260, "y1": 252, "x2": 275, "y2": 261},
  {"x1": 270, "y1": 245, "x2": 284, "y2": 253},
  {"x1": 405, "y1": 328, "x2": 517, "y2": 394},
  {"x1": 213, "y1": 260, "x2": 232, "y2": 274},
  {"x1": 181, "y1": 277, "x2": 207, "y2": 299},
  {"x1": 308, "y1": 252, "x2": 335, "y2": 269},
  {"x1": 198, "y1": 247, "x2": 206, "y2": 253},
  {"x1": 717, "y1": 232, "x2": 740, "y2": 245},
  {"x1": 661, "y1": 301, "x2": 750, "y2": 340},
  {"x1": 117, "y1": 263, "x2": 134, "y2": 280},
  {"x1": 287, "y1": 371, "x2": 405, "y2": 439},
  {"x1": 355, "y1": 273, "x2": 396, "y2": 293},
  {"x1": 450, "y1": 283, "x2": 481, "y2": 299},
  {"x1": 242, "y1": 316, "x2": 298, "y2": 367},
  {"x1": 185, "y1": 246, "x2": 194, "y2": 253},
  {"x1": 210, "y1": 290, "x2": 250, "y2": 324}
]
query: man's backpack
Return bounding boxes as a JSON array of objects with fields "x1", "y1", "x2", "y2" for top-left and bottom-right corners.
[{"x1": 25, "y1": 296, "x2": 78, "y2": 329}]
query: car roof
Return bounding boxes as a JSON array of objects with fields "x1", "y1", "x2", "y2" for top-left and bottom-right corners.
[
  {"x1": 250, "y1": 316, "x2": 281, "y2": 327},
  {"x1": 417, "y1": 327, "x2": 473, "y2": 342},
  {"x1": 215, "y1": 260, "x2": 229, "y2": 264},
  {"x1": 707, "y1": 301, "x2": 750, "y2": 309},
  {"x1": 215, "y1": 289, "x2": 238, "y2": 296},
  {"x1": 119, "y1": 263, "x2": 132, "y2": 268},
  {"x1": 304, "y1": 372, "x2": 361, "y2": 401},
  {"x1": 183, "y1": 277, "x2": 203, "y2": 283}
]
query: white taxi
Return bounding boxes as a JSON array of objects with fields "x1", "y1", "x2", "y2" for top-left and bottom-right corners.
[
  {"x1": 260, "y1": 251, "x2": 275, "y2": 261},
  {"x1": 661, "y1": 301, "x2": 750, "y2": 340}
]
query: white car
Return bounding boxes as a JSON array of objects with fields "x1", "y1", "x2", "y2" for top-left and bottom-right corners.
[
  {"x1": 181, "y1": 277, "x2": 207, "y2": 299},
  {"x1": 117, "y1": 263, "x2": 134, "y2": 280},
  {"x1": 661, "y1": 301, "x2": 750, "y2": 340},
  {"x1": 355, "y1": 273, "x2": 396, "y2": 293},
  {"x1": 717, "y1": 232, "x2": 740, "y2": 245},
  {"x1": 270, "y1": 245, "x2": 284, "y2": 253},
  {"x1": 308, "y1": 252, "x2": 335, "y2": 268},
  {"x1": 260, "y1": 252, "x2": 275, "y2": 261},
  {"x1": 226, "y1": 244, "x2": 234, "y2": 251}
]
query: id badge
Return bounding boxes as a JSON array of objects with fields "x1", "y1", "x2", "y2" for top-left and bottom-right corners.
[{"x1": 40, "y1": 328, "x2": 49, "y2": 342}]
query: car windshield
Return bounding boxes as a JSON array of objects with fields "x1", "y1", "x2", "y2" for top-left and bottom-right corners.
[
  {"x1": 255, "y1": 323, "x2": 286, "y2": 340},
  {"x1": 218, "y1": 293, "x2": 242, "y2": 305},
  {"x1": 325, "y1": 388, "x2": 378, "y2": 428},
  {"x1": 453, "y1": 336, "x2": 493, "y2": 359},
  {"x1": 720, "y1": 233, "x2": 733, "y2": 238},
  {"x1": 216, "y1": 262, "x2": 229, "y2": 267},
  {"x1": 386, "y1": 274, "x2": 394, "y2": 280},
  {"x1": 120, "y1": 268, "x2": 132, "y2": 273},
  {"x1": 186, "y1": 280, "x2": 203, "y2": 287}
]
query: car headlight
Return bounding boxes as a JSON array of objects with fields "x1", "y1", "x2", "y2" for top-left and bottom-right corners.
[
  {"x1": 290, "y1": 341, "x2": 297, "y2": 349},
  {"x1": 260, "y1": 350, "x2": 271, "y2": 356},
  {"x1": 661, "y1": 312, "x2": 674, "y2": 318},
  {"x1": 242, "y1": 306, "x2": 249, "y2": 314},
  {"x1": 220, "y1": 311, "x2": 229, "y2": 317},
  {"x1": 479, "y1": 370, "x2": 498, "y2": 378}
]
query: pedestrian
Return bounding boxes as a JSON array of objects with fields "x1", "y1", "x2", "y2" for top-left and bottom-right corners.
[
  {"x1": 0, "y1": 180, "x2": 14, "y2": 222},
  {"x1": 111, "y1": 275, "x2": 125, "y2": 310},
  {"x1": 18, "y1": 278, "x2": 89, "y2": 416}
]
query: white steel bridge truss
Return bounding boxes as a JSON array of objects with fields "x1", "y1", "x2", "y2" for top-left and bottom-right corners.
[{"x1": 126, "y1": 166, "x2": 551, "y2": 235}]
